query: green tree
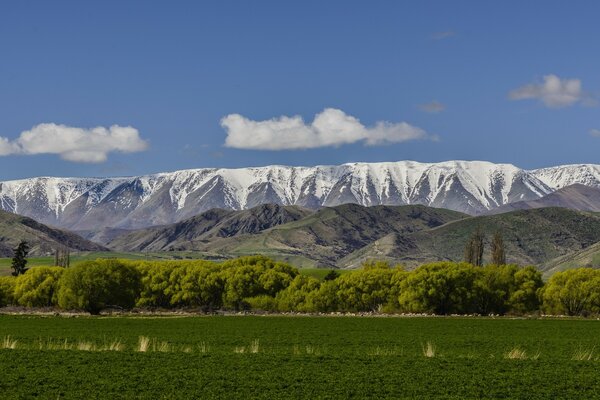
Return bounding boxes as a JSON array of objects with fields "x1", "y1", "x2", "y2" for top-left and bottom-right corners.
[
  {"x1": 323, "y1": 269, "x2": 340, "y2": 281},
  {"x1": 399, "y1": 262, "x2": 478, "y2": 314},
  {"x1": 0, "y1": 276, "x2": 16, "y2": 307},
  {"x1": 508, "y1": 266, "x2": 543, "y2": 313},
  {"x1": 335, "y1": 267, "x2": 395, "y2": 312},
  {"x1": 464, "y1": 229, "x2": 484, "y2": 266},
  {"x1": 275, "y1": 275, "x2": 321, "y2": 312},
  {"x1": 14, "y1": 267, "x2": 64, "y2": 307},
  {"x1": 490, "y1": 232, "x2": 506, "y2": 265},
  {"x1": 472, "y1": 264, "x2": 517, "y2": 315},
  {"x1": 57, "y1": 259, "x2": 141, "y2": 314},
  {"x1": 542, "y1": 268, "x2": 600, "y2": 316},
  {"x1": 11, "y1": 241, "x2": 30, "y2": 276}
]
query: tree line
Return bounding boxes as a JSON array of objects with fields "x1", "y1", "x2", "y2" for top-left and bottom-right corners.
[{"x1": 1, "y1": 255, "x2": 599, "y2": 316}]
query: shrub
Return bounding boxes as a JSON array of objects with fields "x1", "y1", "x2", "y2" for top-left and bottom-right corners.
[
  {"x1": 0, "y1": 276, "x2": 16, "y2": 307},
  {"x1": 14, "y1": 267, "x2": 64, "y2": 307},
  {"x1": 57, "y1": 260, "x2": 141, "y2": 314},
  {"x1": 542, "y1": 268, "x2": 600, "y2": 316},
  {"x1": 399, "y1": 262, "x2": 477, "y2": 314},
  {"x1": 275, "y1": 275, "x2": 321, "y2": 312}
]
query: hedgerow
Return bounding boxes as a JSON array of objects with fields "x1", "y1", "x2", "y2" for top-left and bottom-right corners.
[{"x1": 1, "y1": 255, "x2": 599, "y2": 315}]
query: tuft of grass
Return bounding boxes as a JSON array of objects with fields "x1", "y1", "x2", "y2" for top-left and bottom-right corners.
[
  {"x1": 250, "y1": 339, "x2": 260, "y2": 354},
  {"x1": 233, "y1": 346, "x2": 246, "y2": 353},
  {"x1": 572, "y1": 347, "x2": 595, "y2": 361},
  {"x1": 198, "y1": 342, "x2": 209, "y2": 353},
  {"x1": 1, "y1": 336, "x2": 18, "y2": 350},
  {"x1": 504, "y1": 347, "x2": 528, "y2": 360},
  {"x1": 104, "y1": 340, "x2": 125, "y2": 352},
  {"x1": 153, "y1": 341, "x2": 170, "y2": 353},
  {"x1": 137, "y1": 336, "x2": 151, "y2": 353},
  {"x1": 422, "y1": 341, "x2": 436, "y2": 358},
  {"x1": 77, "y1": 341, "x2": 96, "y2": 351}
]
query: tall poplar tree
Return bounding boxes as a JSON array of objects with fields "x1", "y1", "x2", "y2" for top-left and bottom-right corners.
[{"x1": 491, "y1": 231, "x2": 506, "y2": 265}]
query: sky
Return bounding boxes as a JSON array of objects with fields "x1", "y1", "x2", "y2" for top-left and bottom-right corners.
[{"x1": 0, "y1": 1, "x2": 599, "y2": 179}]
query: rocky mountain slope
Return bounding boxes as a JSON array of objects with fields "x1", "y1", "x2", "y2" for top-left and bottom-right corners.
[
  {"x1": 487, "y1": 184, "x2": 600, "y2": 214},
  {"x1": 105, "y1": 204, "x2": 313, "y2": 251},
  {"x1": 0, "y1": 210, "x2": 107, "y2": 257},
  {"x1": 0, "y1": 161, "x2": 598, "y2": 230}
]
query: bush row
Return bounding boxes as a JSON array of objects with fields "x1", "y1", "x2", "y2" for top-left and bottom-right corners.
[{"x1": 0, "y1": 256, "x2": 599, "y2": 315}]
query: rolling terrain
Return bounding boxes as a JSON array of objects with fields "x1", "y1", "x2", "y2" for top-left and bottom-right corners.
[
  {"x1": 342, "y1": 208, "x2": 600, "y2": 268},
  {"x1": 107, "y1": 204, "x2": 468, "y2": 266}
]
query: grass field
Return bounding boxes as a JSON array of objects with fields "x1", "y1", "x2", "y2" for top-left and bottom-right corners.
[{"x1": 0, "y1": 316, "x2": 599, "y2": 399}]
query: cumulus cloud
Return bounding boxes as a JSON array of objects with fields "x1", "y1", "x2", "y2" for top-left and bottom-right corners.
[
  {"x1": 509, "y1": 74, "x2": 585, "y2": 108},
  {"x1": 221, "y1": 108, "x2": 437, "y2": 150},
  {"x1": 419, "y1": 100, "x2": 446, "y2": 113},
  {"x1": 590, "y1": 129, "x2": 600, "y2": 138},
  {"x1": 0, "y1": 123, "x2": 148, "y2": 163}
]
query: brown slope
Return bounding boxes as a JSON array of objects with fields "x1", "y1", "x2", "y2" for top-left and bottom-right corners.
[
  {"x1": 106, "y1": 204, "x2": 314, "y2": 251},
  {"x1": 488, "y1": 184, "x2": 600, "y2": 214},
  {"x1": 0, "y1": 210, "x2": 107, "y2": 257}
]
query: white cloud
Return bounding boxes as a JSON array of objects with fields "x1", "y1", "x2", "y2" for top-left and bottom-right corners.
[
  {"x1": 221, "y1": 108, "x2": 436, "y2": 150},
  {"x1": 509, "y1": 74, "x2": 584, "y2": 108},
  {"x1": 590, "y1": 129, "x2": 600, "y2": 138},
  {"x1": 0, "y1": 123, "x2": 148, "y2": 163},
  {"x1": 419, "y1": 100, "x2": 446, "y2": 113}
]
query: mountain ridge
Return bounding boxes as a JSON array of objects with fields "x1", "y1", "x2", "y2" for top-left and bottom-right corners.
[{"x1": 1, "y1": 160, "x2": 599, "y2": 230}]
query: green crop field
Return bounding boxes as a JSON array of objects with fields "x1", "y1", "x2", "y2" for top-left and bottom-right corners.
[{"x1": 0, "y1": 316, "x2": 599, "y2": 399}]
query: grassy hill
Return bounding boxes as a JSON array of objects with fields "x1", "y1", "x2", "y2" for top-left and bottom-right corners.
[
  {"x1": 542, "y1": 241, "x2": 600, "y2": 277},
  {"x1": 342, "y1": 208, "x2": 600, "y2": 269}
]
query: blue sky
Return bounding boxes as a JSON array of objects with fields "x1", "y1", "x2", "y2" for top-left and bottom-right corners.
[{"x1": 1, "y1": 1, "x2": 599, "y2": 179}]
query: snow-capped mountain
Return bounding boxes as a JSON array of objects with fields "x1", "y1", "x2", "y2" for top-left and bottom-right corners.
[{"x1": 0, "y1": 161, "x2": 596, "y2": 230}]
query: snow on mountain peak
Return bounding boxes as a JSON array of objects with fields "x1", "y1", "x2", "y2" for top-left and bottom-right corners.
[{"x1": 0, "y1": 160, "x2": 596, "y2": 230}]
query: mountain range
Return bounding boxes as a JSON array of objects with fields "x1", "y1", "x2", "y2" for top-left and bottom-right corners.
[
  {"x1": 1, "y1": 160, "x2": 600, "y2": 272},
  {"x1": 1, "y1": 160, "x2": 600, "y2": 230}
]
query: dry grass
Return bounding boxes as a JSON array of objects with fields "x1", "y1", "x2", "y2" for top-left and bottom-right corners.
[
  {"x1": 181, "y1": 345, "x2": 193, "y2": 353},
  {"x1": 250, "y1": 339, "x2": 260, "y2": 353},
  {"x1": 137, "y1": 336, "x2": 151, "y2": 352},
  {"x1": 76, "y1": 341, "x2": 96, "y2": 351},
  {"x1": 233, "y1": 346, "x2": 246, "y2": 353},
  {"x1": 198, "y1": 342, "x2": 209, "y2": 353},
  {"x1": 572, "y1": 347, "x2": 595, "y2": 361},
  {"x1": 504, "y1": 347, "x2": 528, "y2": 360},
  {"x1": 153, "y1": 341, "x2": 170, "y2": 353},
  {"x1": 422, "y1": 341, "x2": 436, "y2": 358},
  {"x1": 104, "y1": 340, "x2": 125, "y2": 352},
  {"x1": 1, "y1": 336, "x2": 18, "y2": 350}
]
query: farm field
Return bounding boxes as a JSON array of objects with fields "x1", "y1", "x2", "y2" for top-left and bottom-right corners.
[{"x1": 0, "y1": 316, "x2": 599, "y2": 399}]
